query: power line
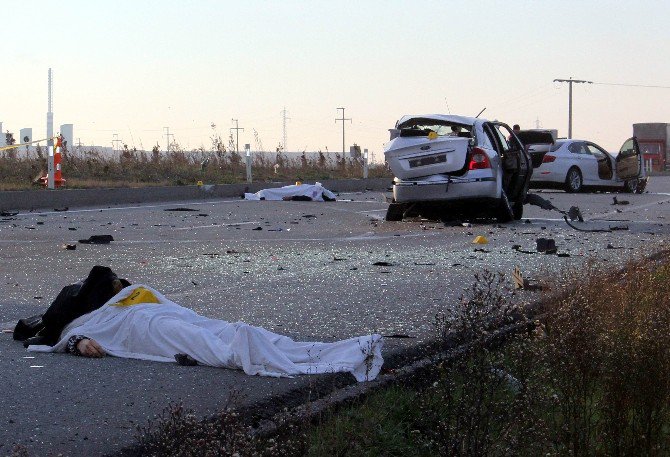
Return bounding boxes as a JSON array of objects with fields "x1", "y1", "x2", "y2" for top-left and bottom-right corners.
[{"x1": 591, "y1": 82, "x2": 670, "y2": 89}]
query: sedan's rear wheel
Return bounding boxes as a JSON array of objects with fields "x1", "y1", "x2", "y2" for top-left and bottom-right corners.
[
  {"x1": 623, "y1": 179, "x2": 638, "y2": 193},
  {"x1": 564, "y1": 167, "x2": 583, "y2": 193},
  {"x1": 385, "y1": 202, "x2": 406, "y2": 221}
]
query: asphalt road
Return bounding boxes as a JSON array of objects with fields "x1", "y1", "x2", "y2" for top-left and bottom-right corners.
[{"x1": 1, "y1": 178, "x2": 669, "y2": 456}]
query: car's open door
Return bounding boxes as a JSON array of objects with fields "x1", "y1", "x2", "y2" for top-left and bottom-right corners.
[{"x1": 615, "y1": 137, "x2": 642, "y2": 180}]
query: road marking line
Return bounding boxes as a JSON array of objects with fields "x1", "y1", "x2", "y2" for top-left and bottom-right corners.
[
  {"x1": 173, "y1": 221, "x2": 260, "y2": 230},
  {"x1": 25, "y1": 199, "x2": 244, "y2": 216},
  {"x1": 21, "y1": 196, "x2": 383, "y2": 217},
  {"x1": 591, "y1": 196, "x2": 670, "y2": 219}
]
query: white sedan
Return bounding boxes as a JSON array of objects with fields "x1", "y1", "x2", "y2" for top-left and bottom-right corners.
[
  {"x1": 525, "y1": 137, "x2": 646, "y2": 193},
  {"x1": 384, "y1": 114, "x2": 532, "y2": 222}
]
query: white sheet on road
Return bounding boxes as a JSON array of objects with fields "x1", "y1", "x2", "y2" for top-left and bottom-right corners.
[
  {"x1": 244, "y1": 183, "x2": 337, "y2": 201},
  {"x1": 28, "y1": 284, "x2": 383, "y2": 382}
]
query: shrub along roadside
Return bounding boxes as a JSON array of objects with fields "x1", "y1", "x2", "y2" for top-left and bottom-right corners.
[{"x1": 305, "y1": 257, "x2": 670, "y2": 456}]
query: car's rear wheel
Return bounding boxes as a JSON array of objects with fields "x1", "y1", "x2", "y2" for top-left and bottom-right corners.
[
  {"x1": 385, "y1": 202, "x2": 406, "y2": 221},
  {"x1": 496, "y1": 190, "x2": 514, "y2": 223},
  {"x1": 564, "y1": 167, "x2": 583, "y2": 193}
]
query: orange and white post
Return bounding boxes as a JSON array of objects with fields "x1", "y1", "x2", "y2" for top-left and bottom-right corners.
[
  {"x1": 54, "y1": 135, "x2": 65, "y2": 187},
  {"x1": 47, "y1": 138, "x2": 54, "y2": 189},
  {"x1": 46, "y1": 135, "x2": 66, "y2": 189}
]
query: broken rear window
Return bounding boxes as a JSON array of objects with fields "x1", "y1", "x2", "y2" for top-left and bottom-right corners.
[{"x1": 398, "y1": 120, "x2": 472, "y2": 139}]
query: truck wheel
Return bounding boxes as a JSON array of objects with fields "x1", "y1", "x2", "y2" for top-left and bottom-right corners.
[{"x1": 385, "y1": 202, "x2": 406, "y2": 221}]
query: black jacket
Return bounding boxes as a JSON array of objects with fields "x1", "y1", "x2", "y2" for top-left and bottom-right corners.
[{"x1": 13, "y1": 266, "x2": 130, "y2": 346}]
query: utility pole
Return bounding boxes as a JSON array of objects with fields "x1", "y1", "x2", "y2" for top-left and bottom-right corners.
[
  {"x1": 553, "y1": 77, "x2": 592, "y2": 139},
  {"x1": 335, "y1": 107, "x2": 351, "y2": 155},
  {"x1": 281, "y1": 107, "x2": 290, "y2": 152},
  {"x1": 230, "y1": 119, "x2": 244, "y2": 154},
  {"x1": 163, "y1": 127, "x2": 174, "y2": 153},
  {"x1": 47, "y1": 68, "x2": 55, "y2": 189}
]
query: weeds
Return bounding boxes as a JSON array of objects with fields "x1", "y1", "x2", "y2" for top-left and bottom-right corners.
[
  {"x1": 538, "y1": 259, "x2": 670, "y2": 455},
  {"x1": 0, "y1": 143, "x2": 391, "y2": 190},
  {"x1": 426, "y1": 270, "x2": 547, "y2": 456},
  {"x1": 306, "y1": 257, "x2": 670, "y2": 456},
  {"x1": 134, "y1": 400, "x2": 307, "y2": 457}
]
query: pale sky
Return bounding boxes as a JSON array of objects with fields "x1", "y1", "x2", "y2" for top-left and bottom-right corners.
[{"x1": 2, "y1": 0, "x2": 669, "y2": 159}]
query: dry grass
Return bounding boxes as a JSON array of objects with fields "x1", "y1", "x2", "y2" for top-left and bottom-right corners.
[{"x1": 0, "y1": 145, "x2": 391, "y2": 190}]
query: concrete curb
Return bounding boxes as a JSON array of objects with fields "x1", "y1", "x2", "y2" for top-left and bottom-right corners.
[{"x1": 0, "y1": 178, "x2": 393, "y2": 211}]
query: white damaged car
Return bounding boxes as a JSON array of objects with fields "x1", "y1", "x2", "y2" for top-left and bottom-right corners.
[
  {"x1": 518, "y1": 132, "x2": 648, "y2": 193},
  {"x1": 384, "y1": 114, "x2": 532, "y2": 222}
]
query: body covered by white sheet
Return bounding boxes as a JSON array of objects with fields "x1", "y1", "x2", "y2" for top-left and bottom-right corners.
[
  {"x1": 28, "y1": 285, "x2": 383, "y2": 382},
  {"x1": 244, "y1": 183, "x2": 337, "y2": 202}
]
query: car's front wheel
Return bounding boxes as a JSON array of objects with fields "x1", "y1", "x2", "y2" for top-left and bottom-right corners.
[{"x1": 564, "y1": 167, "x2": 583, "y2": 193}]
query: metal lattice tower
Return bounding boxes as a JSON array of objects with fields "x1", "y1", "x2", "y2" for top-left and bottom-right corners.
[{"x1": 281, "y1": 107, "x2": 290, "y2": 152}]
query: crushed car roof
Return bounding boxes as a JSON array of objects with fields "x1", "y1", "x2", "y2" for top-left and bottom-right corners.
[{"x1": 396, "y1": 114, "x2": 483, "y2": 127}]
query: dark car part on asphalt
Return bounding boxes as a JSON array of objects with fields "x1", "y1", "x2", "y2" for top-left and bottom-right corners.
[
  {"x1": 78, "y1": 235, "x2": 114, "y2": 244},
  {"x1": 512, "y1": 245, "x2": 536, "y2": 254},
  {"x1": 563, "y1": 217, "x2": 611, "y2": 233},
  {"x1": 525, "y1": 193, "x2": 584, "y2": 222},
  {"x1": 536, "y1": 238, "x2": 557, "y2": 254}
]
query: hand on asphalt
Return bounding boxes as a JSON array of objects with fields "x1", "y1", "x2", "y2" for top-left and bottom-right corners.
[{"x1": 77, "y1": 338, "x2": 106, "y2": 358}]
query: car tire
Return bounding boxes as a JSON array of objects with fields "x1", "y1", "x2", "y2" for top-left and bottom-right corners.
[
  {"x1": 385, "y1": 202, "x2": 406, "y2": 221},
  {"x1": 496, "y1": 190, "x2": 514, "y2": 223},
  {"x1": 623, "y1": 179, "x2": 638, "y2": 194},
  {"x1": 564, "y1": 167, "x2": 583, "y2": 193}
]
